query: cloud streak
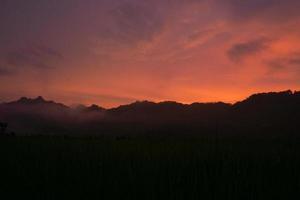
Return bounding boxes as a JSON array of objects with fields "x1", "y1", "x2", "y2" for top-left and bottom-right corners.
[
  {"x1": 0, "y1": 67, "x2": 12, "y2": 76},
  {"x1": 217, "y1": 0, "x2": 300, "y2": 23},
  {"x1": 2, "y1": 45, "x2": 62, "y2": 71},
  {"x1": 227, "y1": 38, "x2": 271, "y2": 62}
]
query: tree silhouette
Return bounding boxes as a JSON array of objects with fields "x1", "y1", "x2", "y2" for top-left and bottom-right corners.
[{"x1": 0, "y1": 122, "x2": 8, "y2": 135}]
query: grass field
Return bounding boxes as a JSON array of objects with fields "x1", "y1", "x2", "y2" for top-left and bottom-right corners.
[{"x1": 1, "y1": 135, "x2": 300, "y2": 199}]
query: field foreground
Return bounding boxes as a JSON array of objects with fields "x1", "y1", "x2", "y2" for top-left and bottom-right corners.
[{"x1": 1, "y1": 135, "x2": 300, "y2": 199}]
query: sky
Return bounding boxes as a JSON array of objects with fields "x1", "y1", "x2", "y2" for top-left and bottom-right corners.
[{"x1": 0, "y1": 0, "x2": 300, "y2": 108}]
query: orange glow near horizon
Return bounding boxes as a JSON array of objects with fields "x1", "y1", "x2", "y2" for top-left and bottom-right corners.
[{"x1": 0, "y1": 1, "x2": 300, "y2": 108}]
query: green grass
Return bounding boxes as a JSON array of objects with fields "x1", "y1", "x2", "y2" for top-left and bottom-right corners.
[{"x1": 0, "y1": 135, "x2": 300, "y2": 199}]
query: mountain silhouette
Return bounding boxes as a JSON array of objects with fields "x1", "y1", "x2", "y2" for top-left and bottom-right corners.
[
  {"x1": 108, "y1": 101, "x2": 231, "y2": 121},
  {"x1": 80, "y1": 104, "x2": 105, "y2": 113},
  {"x1": 5, "y1": 96, "x2": 69, "y2": 110},
  {"x1": 0, "y1": 90, "x2": 299, "y2": 136},
  {"x1": 16, "y1": 96, "x2": 50, "y2": 104},
  {"x1": 232, "y1": 90, "x2": 300, "y2": 121},
  {"x1": 234, "y1": 90, "x2": 298, "y2": 108}
]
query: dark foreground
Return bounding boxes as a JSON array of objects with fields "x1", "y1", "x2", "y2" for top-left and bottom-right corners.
[{"x1": 1, "y1": 135, "x2": 300, "y2": 200}]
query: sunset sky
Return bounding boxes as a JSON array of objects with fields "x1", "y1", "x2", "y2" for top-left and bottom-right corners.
[{"x1": 0, "y1": 0, "x2": 300, "y2": 107}]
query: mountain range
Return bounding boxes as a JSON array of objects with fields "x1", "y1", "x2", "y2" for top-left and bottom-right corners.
[{"x1": 0, "y1": 90, "x2": 299, "y2": 136}]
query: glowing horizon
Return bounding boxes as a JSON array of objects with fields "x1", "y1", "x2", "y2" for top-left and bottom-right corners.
[{"x1": 1, "y1": 0, "x2": 300, "y2": 108}]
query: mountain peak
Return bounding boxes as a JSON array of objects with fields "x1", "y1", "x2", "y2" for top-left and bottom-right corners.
[
  {"x1": 36, "y1": 96, "x2": 45, "y2": 100},
  {"x1": 86, "y1": 104, "x2": 105, "y2": 112},
  {"x1": 17, "y1": 96, "x2": 47, "y2": 104},
  {"x1": 241, "y1": 90, "x2": 293, "y2": 104},
  {"x1": 74, "y1": 104, "x2": 105, "y2": 112},
  {"x1": 10, "y1": 96, "x2": 69, "y2": 109}
]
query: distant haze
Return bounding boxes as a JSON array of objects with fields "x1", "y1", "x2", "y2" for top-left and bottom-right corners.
[{"x1": 0, "y1": 90, "x2": 299, "y2": 136}]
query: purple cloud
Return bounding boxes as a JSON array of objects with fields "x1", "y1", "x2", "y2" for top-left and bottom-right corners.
[
  {"x1": 0, "y1": 67, "x2": 12, "y2": 76},
  {"x1": 218, "y1": 0, "x2": 300, "y2": 22},
  {"x1": 227, "y1": 38, "x2": 270, "y2": 62},
  {"x1": 3, "y1": 45, "x2": 63, "y2": 70}
]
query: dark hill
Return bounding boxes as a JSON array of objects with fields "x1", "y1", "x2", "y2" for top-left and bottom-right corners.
[
  {"x1": 108, "y1": 101, "x2": 231, "y2": 122},
  {"x1": 232, "y1": 90, "x2": 300, "y2": 122},
  {"x1": 75, "y1": 104, "x2": 105, "y2": 113},
  {"x1": 3, "y1": 96, "x2": 69, "y2": 113},
  {"x1": 0, "y1": 90, "x2": 299, "y2": 136}
]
